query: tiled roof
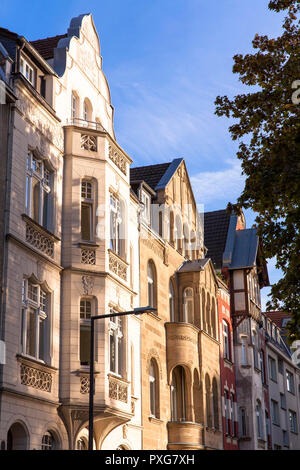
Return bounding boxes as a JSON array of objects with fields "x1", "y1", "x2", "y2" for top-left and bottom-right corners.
[
  {"x1": 30, "y1": 34, "x2": 67, "y2": 60},
  {"x1": 229, "y1": 228, "x2": 258, "y2": 269},
  {"x1": 130, "y1": 162, "x2": 171, "y2": 192},
  {"x1": 264, "y1": 311, "x2": 291, "y2": 329},
  {"x1": 204, "y1": 209, "x2": 230, "y2": 269},
  {"x1": 178, "y1": 259, "x2": 210, "y2": 272}
]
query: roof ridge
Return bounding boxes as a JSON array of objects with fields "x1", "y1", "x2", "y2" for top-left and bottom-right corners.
[
  {"x1": 131, "y1": 161, "x2": 171, "y2": 170},
  {"x1": 30, "y1": 33, "x2": 67, "y2": 44}
]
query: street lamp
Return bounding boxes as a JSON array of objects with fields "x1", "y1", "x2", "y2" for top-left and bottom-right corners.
[{"x1": 88, "y1": 306, "x2": 157, "y2": 450}]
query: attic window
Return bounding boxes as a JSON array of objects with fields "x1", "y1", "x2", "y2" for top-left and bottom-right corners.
[
  {"x1": 20, "y1": 57, "x2": 35, "y2": 87},
  {"x1": 141, "y1": 191, "x2": 151, "y2": 224}
]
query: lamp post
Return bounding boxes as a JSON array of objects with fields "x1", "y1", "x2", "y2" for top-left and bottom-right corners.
[{"x1": 88, "y1": 306, "x2": 156, "y2": 450}]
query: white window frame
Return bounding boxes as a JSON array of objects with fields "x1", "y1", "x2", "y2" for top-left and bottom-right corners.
[
  {"x1": 110, "y1": 193, "x2": 123, "y2": 256},
  {"x1": 141, "y1": 191, "x2": 151, "y2": 225},
  {"x1": 149, "y1": 360, "x2": 157, "y2": 417},
  {"x1": 71, "y1": 92, "x2": 77, "y2": 120},
  {"x1": 26, "y1": 152, "x2": 53, "y2": 230},
  {"x1": 147, "y1": 262, "x2": 155, "y2": 308},
  {"x1": 286, "y1": 370, "x2": 295, "y2": 394},
  {"x1": 223, "y1": 320, "x2": 230, "y2": 360},
  {"x1": 20, "y1": 56, "x2": 35, "y2": 86},
  {"x1": 21, "y1": 278, "x2": 49, "y2": 363},
  {"x1": 109, "y1": 309, "x2": 123, "y2": 377}
]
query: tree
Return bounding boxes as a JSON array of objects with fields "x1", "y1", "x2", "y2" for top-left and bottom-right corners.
[{"x1": 215, "y1": 0, "x2": 300, "y2": 341}]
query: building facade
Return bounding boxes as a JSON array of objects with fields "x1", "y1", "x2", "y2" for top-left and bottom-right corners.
[
  {"x1": 0, "y1": 14, "x2": 142, "y2": 450},
  {"x1": 131, "y1": 160, "x2": 223, "y2": 450}
]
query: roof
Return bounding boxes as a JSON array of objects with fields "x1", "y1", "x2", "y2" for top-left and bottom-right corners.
[
  {"x1": 204, "y1": 210, "x2": 231, "y2": 269},
  {"x1": 30, "y1": 34, "x2": 67, "y2": 60},
  {"x1": 228, "y1": 228, "x2": 258, "y2": 269},
  {"x1": 130, "y1": 158, "x2": 183, "y2": 194},
  {"x1": 130, "y1": 162, "x2": 171, "y2": 192},
  {"x1": 264, "y1": 311, "x2": 291, "y2": 329},
  {"x1": 178, "y1": 259, "x2": 210, "y2": 272}
]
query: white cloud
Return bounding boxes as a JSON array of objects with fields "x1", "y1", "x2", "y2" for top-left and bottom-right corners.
[{"x1": 190, "y1": 159, "x2": 245, "y2": 210}]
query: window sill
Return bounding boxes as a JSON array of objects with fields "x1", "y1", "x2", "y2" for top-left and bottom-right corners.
[
  {"x1": 224, "y1": 358, "x2": 233, "y2": 366},
  {"x1": 108, "y1": 249, "x2": 129, "y2": 265},
  {"x1": 148, "y1": 416, "x2": 163, "y2": 424},
  {"x1": 146, "y1": 311, "x2": 162, "y2": 322},
  {"x1": 16, "y1": 354, "x2": 57, "y2": 372},
  {"x1": 107, "y1": 372, "x2": 130, "y2": 384},
  {"x1": 241, "y1": 364, "x2": 251, "y2": 369},
  {"x1": 78, "y1": 242, "x2": 99, "y2": 249}
]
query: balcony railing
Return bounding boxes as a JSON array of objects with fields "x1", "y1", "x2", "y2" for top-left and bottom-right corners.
[{"x1": 66, "y1": 117, "x2": 107, "y2": 132}]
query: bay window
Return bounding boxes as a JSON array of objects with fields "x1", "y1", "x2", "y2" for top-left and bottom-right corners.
[{"x1": 81, "y1": 180, "x2": 93, "y2": 241}]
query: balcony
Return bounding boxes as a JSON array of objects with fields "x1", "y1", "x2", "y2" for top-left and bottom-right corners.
[
  {"x1": 167, "y1": 421, "x2": 204, "y2": 450},
  {"x1": 165, "y1": 322, "x2": 199, "y2": 374},
  {"x1": 66, "y1": 117, "x2": 107, "y2": 132},
  {"x1": 108, "y1": 250, "x2": 128, "y2": 281}
]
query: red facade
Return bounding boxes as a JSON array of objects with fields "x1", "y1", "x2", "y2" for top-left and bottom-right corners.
[{"x1": 218, "y1": 280, "x2": 239, "y2": 450}]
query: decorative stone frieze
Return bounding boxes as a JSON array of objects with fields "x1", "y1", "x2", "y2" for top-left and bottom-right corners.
[
  {"x1": 108, "y1": 144, "x2": 127, "y2": 175},
  {"x1": 108, "y1": 250, "x2": 127, "y2": 281}
]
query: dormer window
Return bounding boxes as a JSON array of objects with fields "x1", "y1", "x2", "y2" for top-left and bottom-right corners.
[
  {"x1": 20, "y1": 57, "x2": 35, "y2": 86},
  {"x1": 141, "y1": 191, "x2": 151, "y2": 224}
]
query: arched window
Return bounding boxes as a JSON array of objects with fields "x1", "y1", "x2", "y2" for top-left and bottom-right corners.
[
  {"x1": 231, "y1": 393, "x2": 236, "y2": 436},
  {"x1": 206, "y1": 293, "x2": 211, "y2": 334},
  {"x1": 202, "y1": 288, "x2": 206, "y2": 330},
  {"x1": 169, "y1": 211, "x2": 174, "y2": 245},
  {"x1": 183, "y1": 288, "x2": 194, "y2": 324},
  {"x1": 169, "y1": 281, "x2": 175, "y2": 322},
  {"x1": 175, "y1": 215, "x2": 182, "y2": 252},
  {"x1": 211, "y1": 301, "x2": 216, "y2": 338},
  {"x1": 147, "y1": 261, "x2": 156, "y2": 308},
  {"x1": 83, "y1": 98, "x2": 92, "y2": 123},
  {"x1": 212, "y1": 378, "x2": 219, "y2": 430},
  {"x1": 205, "y1": 374, "x2": 212, "y2": 428},
  {"x1": 149, "y1": 359, "x2": 159, "y2": 418},
  {"x1": 41, "y1": 431, "x2": 56, "y2": 450},
  {"x1": 80, "y1": 299, "x2": 92, "y2": 366},
  {"x1": 171, "y1": 366, "x2": 186, "y2": 421},
  {"x1": 183, "y1": 224, "x2": 189, "y2": 259}
]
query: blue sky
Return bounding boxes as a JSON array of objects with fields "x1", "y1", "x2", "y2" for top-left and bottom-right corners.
[{"x1": 1, "y1": 0, "x2": 286, "y2": 307}]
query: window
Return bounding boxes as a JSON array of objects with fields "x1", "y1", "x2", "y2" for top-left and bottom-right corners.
[
  {"x1": 230, "y1": 393, "x2": 235, "y2": 436},
  {"x1": 289, "y1": 410, "x2": 298, "y2": 434},
  {"x1": 171, "y1": 366, "x2": 186, "y2": 422},
  {"x1": 259, "y1": 350, "x2": 265, "y2": 383},
  {"x1": 147, "y1": 261, "x2": 156, "y2": 308},
  {"x1": 212, "y1": 379, "x2": 219, "y2": 430},
  {"x1": 169, "y1": 281, "x2": 175, "y2": 322},
  {"x1": 265, "y1": 411, "x2": 270, "y2": 441},
  {"x1": 283, "y1": 430, "x2": 289, "y2": 447},
  {"x1": 224, "y1": 391, "x2": 229, "y2": 434},
  {"x1": 71, "y1": 92, "x2": 78, "y2": 120},
  {"x1": 256, "y1": 401, "x2": 263, "y2": 439},
  {"x1": 150, "y1": 359, "x2": 159, "y2": 418},
  {"x1": 280, "y1": 393, "x2": 286, "y2": 410},
  {"x1": 223, "y1": 321, "x2": 230, "y2": 360},
  {"x1": 110, "y1": 193, "x2": 125, "y2": 257},
  {"x1": 141, "y1": 191, "x2": 151, "y2": 224},
  {"x1": 109, "y1": 310, "x2": 123, "y2": 376},
  {"x1": 252, "y1": 332, "x2": 259, "y2": 369},
  {"x1": 80, "y1": 299, "x2": 92, "y2": 366},
  {"x1": 21, "y1": 279, "x2": 49, "y2": 362},
  {"x1": 241, "y1": 337, "x2": 247, "y2": 365},
  {"x1": 271, "y1": 400, "x2": 280, "y2": 426},
  {"x1": 20, "y1": 57, "x2": 35, "y2": 86},
  {"x1": 41, "y1": 432, "x2": 55, "y2": 450},
  {"x1": 81, "y1": 180, "x2": 93, "y2": 241},
  {"x1": 26, "y1": 152, "x2": 53, "y2": 230},
  {"x1": 286, "y1": 371, "x2": 295, "y2": 394},
  {"x1": 239, "y1": 408, "x2": 247, "y2": 437},
  {"x1": 268, "y1": 356, "x2": 277, "y2": 382},
  {"x1": 183, "y1": 288, "x2": 194, "y2": 323},
  {"x1": 278, "y1": 358, "x2": 284, "y2": 375}
]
